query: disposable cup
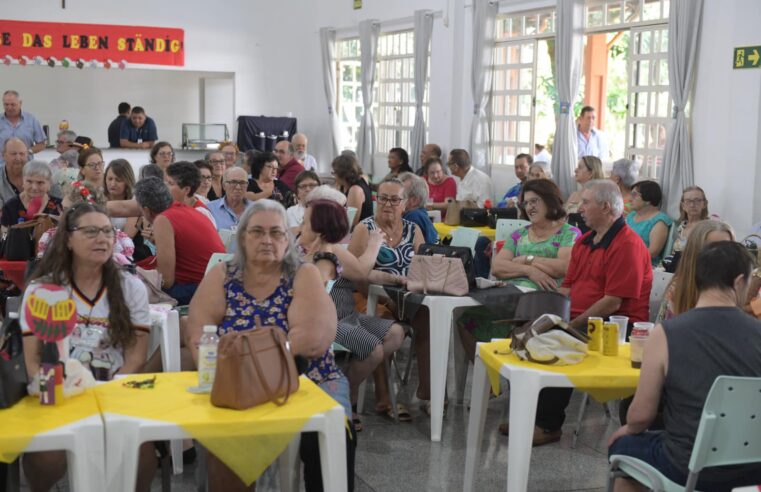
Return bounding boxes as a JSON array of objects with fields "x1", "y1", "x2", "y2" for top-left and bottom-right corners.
[
  {"x1": 609, "y1": 315, "x2": 629, "y2": 344},
  {"x1": 632, "y1": 322, "x2": 654, "y2": 337},
  {"x1": 629, "y1": 335, "x2": 648, "y2": 369}
]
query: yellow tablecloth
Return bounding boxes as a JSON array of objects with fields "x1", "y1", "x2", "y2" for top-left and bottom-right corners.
[
  {"x1": 480, "y1": 340, "x2": 640, "y2": 403},
  {"x1": 0, "y1": 390, "x2": 101, "y2": 463},
  {"x1": 94, "y1": 372, "x2": 340, "y2": 486},
  {"x1": 433, "y1": 222, "x2": 497, "y2": 241}
]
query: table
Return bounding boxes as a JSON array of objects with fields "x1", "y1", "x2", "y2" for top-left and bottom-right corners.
[
  {"x1": 463, "y1": 340, "x2": 640, "y2": 492},
  {"x1": 433, "y1": 222, "x2": 496, "y2": 241},
  {"x1": 95, "y1": 372, "x2": 346, "y2": 492},
  {"x1": 0, "y1": 390, "x2": 105, "y2": 491},
  {"x1": 367, "y1": 284, "x2": 480, "y2": 442}
]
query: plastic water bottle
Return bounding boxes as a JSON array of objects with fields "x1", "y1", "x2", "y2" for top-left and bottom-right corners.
[{"x1": 197, "y1": 325, "x2": 219, "y2": 390}]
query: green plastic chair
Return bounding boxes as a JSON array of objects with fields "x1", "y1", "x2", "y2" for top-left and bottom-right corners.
[{"x1": 608, "y1": 375, "x2": 761, "y2": 492}]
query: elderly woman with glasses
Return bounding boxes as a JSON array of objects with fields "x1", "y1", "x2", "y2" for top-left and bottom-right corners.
[
  {"x1": 0, "y1": 160, "x2": 61, "y2": 232},
  {"x1": 286, "y1": 170, "x2": 321, "y2": 229},
  {"x1": 245, "y1": 151, "x2": 294, "y2": 207},
  {"x1": 609, "y1": 158, "x2": 641, "y2": 215},
  {"x1": 77, "y1": 146, "x2": 106, "y2": 189},
  {"x1": 22, "y1": 203, "x2": 155, "y2": 491},
  {"x1": 134, "y1": 177, "x2": 225, "y2": 305},
  {"x1": 669, "y1": 186, "x2": 714, "y2": 257},
  {"x1": 205, "y1": 151, "x2": 226, "y2": 201},
  {"x1": 187, "y1": 200, "x2": 342, "y2": 491},
  {"x1": 149, "y1": 141, "x2": 174, "y2": 171}
]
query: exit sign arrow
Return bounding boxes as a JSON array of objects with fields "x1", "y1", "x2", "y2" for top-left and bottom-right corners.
[{"x1": 734, "y1": 46, "x2": 761, "y2": 69}]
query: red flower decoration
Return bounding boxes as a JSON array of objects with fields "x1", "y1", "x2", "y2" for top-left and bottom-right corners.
[{"x1": 80, "y1": 188, "x2": 90, "y2": 197}]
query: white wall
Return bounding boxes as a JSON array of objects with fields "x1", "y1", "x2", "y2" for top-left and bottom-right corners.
[
  {"x1": 1, "y1": 0, "x2": 258, "y2": 145},
  {"x1": 692, "y1": 0, "x2": 761, "y2": 234}
]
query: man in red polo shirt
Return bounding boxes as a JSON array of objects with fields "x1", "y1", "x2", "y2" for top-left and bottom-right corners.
[
  {"x1": 531, "y1": 179, "x2": 652, "y2": 445},
  {"x1": 274, "y1": 139, "x2": 305, "y2": 192}
]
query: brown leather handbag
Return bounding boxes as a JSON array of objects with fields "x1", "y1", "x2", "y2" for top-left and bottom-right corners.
[
  {"x1": 210, "y1": 316, "x2": 300, "y2": 410},
  {"x1": 406, "y1": 253, "x2": 469, "y2": 296}
]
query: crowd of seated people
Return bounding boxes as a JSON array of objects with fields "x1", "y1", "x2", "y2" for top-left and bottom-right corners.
[{"x1": 3, "y1": 97, "x2": 761, "y2": 491}]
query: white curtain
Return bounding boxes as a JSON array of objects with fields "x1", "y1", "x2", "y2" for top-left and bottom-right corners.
[
  {"x1": 410, "y1": 10, "x2": 434, "y2": 172},
  {"x1": 660, "y1": 0, "x2": 704, "y2": 217},
  {"x1": 319, "y1": 28, "x2": 341, "y2": 161},
  {"x1": 357, "y1": 20, "x2": 380, "y2": 174},
  {"x1": 468, "y1": 0, "x2": 498, "y2": 173},
  {"x1": 550, "y1": 0, "x2": 584, "y2": 198}
]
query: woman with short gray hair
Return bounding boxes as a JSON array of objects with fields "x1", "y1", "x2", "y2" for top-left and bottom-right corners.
[
  {"x1": 134, "y1": 176, "x2": 225, "y2": 304},
  {"x1": 610, "y1": 158, "x2": 641, "y2": 214},
  {"x1": 528, "y1": 161, "x2": 553, "y2": 181},
  {"x1": 1, "y1": 160, "x2": 62, "y2": 230},
  {"x1": 186, "y1": 198, "x2": 343, "y2": 490}
]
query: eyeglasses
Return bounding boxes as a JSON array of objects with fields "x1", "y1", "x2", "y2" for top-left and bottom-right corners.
[
  {"x1": 225, "y1": 180, "x2": 248, "y2": 188},
  {"x1": 209, "y1": 159, "x2": 225, "y2": 165},
  {"x1": 631, "y1": 190, "x2": 642, "y2": 198},
  {"x1": 264, "y1": 163, "x2": 279, "y2": 171},
  {"x1": 69, "y1": 225, "x2": 116, "y2": 238},
  {"x1": 223, "y1": 152, "x2": 236, "y2": 158},
  {"x1": 519, "y1": 197, "x2": 542, "y2": 209},
  {"x1": 682, "y1": 198, "x2": 705, "y2": 206},
  {"x1": 377, "y1": 195, "x2": 404, "y2": 206},
  {"x1": 55, "y1": 140, "x2": 68, "y2": 145},
  {"x1": 85, "y1": 161, "x2": 105, "y2": 170},
  {"x1": 246, "y1": 227, "x2": 287, "y2": 241},
  {"x1": 297, "y1": 182, "x2": 318, "y2": 191},
  {"x1": 200, "y1": 175, "x2": 213, "y2": 182},
  {"x1": 156, "y1": 151, "x2": 174, "y2": 158}
]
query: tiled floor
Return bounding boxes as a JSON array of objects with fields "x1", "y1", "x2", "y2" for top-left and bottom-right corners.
[{"x1": 21, "y1": 341, "x2": 621, "y2": 491}]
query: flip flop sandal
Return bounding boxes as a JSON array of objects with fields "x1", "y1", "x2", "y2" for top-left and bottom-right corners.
[
  {"x1": 381, "y1": 403, "x2": 413, "y2": 422},
  {"x1": 352, "y1": 414, "x2": 364, "y2": 432}
]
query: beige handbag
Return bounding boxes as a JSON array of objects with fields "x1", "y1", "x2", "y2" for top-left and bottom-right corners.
[
  {"x1": 443, "y1": 200, "x2": 477, "y2": 226},
  {"x1": 406, "y1": 254, "x2": 469, "y2": 296},
  {"x1": 210, "y1": 316, "x2": 300, "y2": 410}
]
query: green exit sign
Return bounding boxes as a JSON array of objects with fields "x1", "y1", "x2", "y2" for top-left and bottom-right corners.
[{"x1": 734, "y1": 46, "x2": 761, "y2": 69}]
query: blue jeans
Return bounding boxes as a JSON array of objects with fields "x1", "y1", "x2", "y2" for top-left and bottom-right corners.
[{"x1": 609, "y1": 431, "x2": 761, "y2": 492}]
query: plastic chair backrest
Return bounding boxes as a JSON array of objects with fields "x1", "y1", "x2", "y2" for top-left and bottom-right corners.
[
  {"x1": 347, "y1": 207, "x2": 358, "y2": 225},
  {"x1": 687, "y1": 376, "x2": 761, "y2": 480},
  {"x1": 450, "y1": 227, "x2": 481, "y2": 255},
  {"x1": 495, "y1": 219, "x2": 531, "y2": 243},
  {"x1": 427, "y1": 210, "x2": 442, "y2": 223},
  {"x1": 219, "y1": 229, "x2": 237, "y2": 253},
  {"x1": 649, "y1": 270, "x2": 674, "y2": 322},
  {"x1": 205, "y1": 252, "x2": 234, "y2": 275}
]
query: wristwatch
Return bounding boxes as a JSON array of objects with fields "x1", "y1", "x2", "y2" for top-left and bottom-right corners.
[{"x1": 526, "y1": 255, "x2": 535, "y2": 265}]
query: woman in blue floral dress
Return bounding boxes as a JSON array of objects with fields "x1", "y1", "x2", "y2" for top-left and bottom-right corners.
[{"x1": 188, "y1": 199, "x2": 348, "y2": 491}]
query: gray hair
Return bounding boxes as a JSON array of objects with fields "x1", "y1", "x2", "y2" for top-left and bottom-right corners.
[
  {"x1": 2, "y1": 90, "x2": 20, "y2": 99},
  {"x1": 139, "y1": 163, "x2": 164, "y2": 180},
  {"x1": 611, "y1": 158, "x2": 640, "y2": 188},
  {"x1": 57, "y1": 130, "x2": 77, "y2": 143},
  {"x1": 531, "y1": 161, "x2": 552, "y2": 179},
  {"x1": 398, "y1": 172, "x2": 428, "y2": 204},
  {"x1": 2, "y1": 137, "x2": 26, "y2": 155},
  {"x1": 305, "y1": 185, "x2": 347, "y2": 206},
  {"x1": 234, "y1": 199, "x2": 302, "y2": 278},
  {"x1": 379, "y1": 176, "x2": 407, "y2": 198},
  {"x1": 61, "y1": 149, "x2": 79, "y2": 168},
  {"x1": 134, "y1": 176, "x2": 172, "y2": 214},
  {"x1": 584, "y1": 179, "x2": 624, "y2": 217},
  {"x1": 23, "y1": 160, "x2": 52, "y2": 181},
  {"x1": 223, "y1": 166, "x2": 247, "y2": 183}
]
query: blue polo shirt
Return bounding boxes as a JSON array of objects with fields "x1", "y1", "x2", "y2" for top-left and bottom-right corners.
[
  {"x1": 403, "y1": 207, "x2": 438, "y2": 245},
  {"x1": 119, "y1": 117, "x2": 158, "y2": 143},
  {"x1": 208, "y1": 197, "x2": 254, "y2": 232},
  {"x1": 498, "y1": 182, "x2": 522, "y2": 207},
  {"x1": 0, "y1": 110, "x2": 45, "y2": 165}
]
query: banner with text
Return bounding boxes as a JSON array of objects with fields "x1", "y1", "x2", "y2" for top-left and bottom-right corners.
[{"x1": 0, "y1": 20, "x2": 184, "y2": 68}]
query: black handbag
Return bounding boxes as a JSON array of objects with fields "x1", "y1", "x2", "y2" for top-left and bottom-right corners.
[
  {"x1": 459, "y1": 208, "x2": 489, "y2": 227},
  {"x1": 3, "y1": 226, "x2": 34, "y2": 261},
  {"x1": 417, "y1": 243, "x2": 476, "y2": 288},
  {"x1": 487, "y1": 208, "x2": 518, "y2": 228},
  {"x1": 0, "y1": 312, "x2": 28, "y2": 408}
]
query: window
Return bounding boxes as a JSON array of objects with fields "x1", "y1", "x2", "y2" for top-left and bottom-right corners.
[
  {"x1": 335, "y1": 30, "x2": 430, "y2": 156},
  {"x1": 490, "y1": 9, "x2": 556, "y2": 166}
]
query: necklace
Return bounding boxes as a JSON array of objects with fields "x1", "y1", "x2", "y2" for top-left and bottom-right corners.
[{"x1": 378, "y1": 222, "x2": 402, "y2": 246}]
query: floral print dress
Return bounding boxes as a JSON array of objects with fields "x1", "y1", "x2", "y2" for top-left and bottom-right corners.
[{"x1": 219, "y1": 263, "x2": 342, "y2": 385}]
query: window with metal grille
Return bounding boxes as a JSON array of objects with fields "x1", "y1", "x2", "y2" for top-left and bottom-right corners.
[{"x1": 335, "y1": 30, "x2": 430, "y2": 155}]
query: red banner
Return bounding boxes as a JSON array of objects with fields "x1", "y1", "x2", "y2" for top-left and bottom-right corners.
[{"x1": 0, "y1": 20, "x2": 184, "y2": 67}]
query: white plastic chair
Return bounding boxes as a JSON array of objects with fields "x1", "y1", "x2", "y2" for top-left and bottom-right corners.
[
  {"x1": 346, "y1": 207, "x2": 358, "y2": 225},
  {"x1": 450, "y1": 227, "x2": 481, "y2": 255},
  {"x1": 662, "y1": 221, "x2": 677, "y2": 259},
  {"x1": 205, "y1": 252, "x2": 234, "y2": 275},
  {"x1": 494, "y1": 218, "x2": 531, "y2": 243},
  {"x1": 427, "y1": 210, "x2": 442, "y2": 223},
  {"x1": 218, "y1": 229, "x2": 236, "y2": 253},
  {"x1": 650, "y1": 270, "x2": 674, "y2": 322},
  {"x1": 608, "y1": 376, "x2": 761, "y2": 492}
]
